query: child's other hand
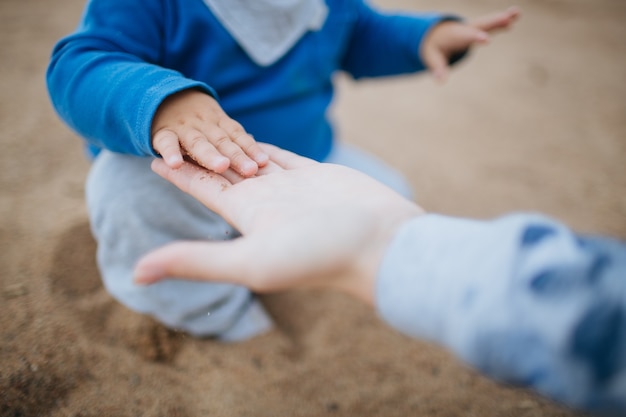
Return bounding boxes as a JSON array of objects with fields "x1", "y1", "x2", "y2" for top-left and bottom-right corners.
[
  {"x1": 421, "y1": 6, "x2": 521, "y2": 83},
  {"x1": 151, "y1": 89, "x2": 269, "y2": 176}
]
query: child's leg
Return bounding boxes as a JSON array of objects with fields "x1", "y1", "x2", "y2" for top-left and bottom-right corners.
[
  {"x1": 86, "y1": 150, "x2": 273, "y2": 341},
  {"x1": 323, "y1": 143, "x2": 414, "y2": 199}
]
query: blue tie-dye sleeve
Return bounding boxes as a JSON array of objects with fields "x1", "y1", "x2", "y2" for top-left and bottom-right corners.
[{"x1": 376, "y1": 214, "x2": 626, "y2": 415}]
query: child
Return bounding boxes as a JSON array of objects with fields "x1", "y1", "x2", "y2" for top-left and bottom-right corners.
[{"x1": 47, "y1": 0, "x2": 519, "y2": 341}]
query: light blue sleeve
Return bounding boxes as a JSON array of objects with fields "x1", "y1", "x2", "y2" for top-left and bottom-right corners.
[{"x1": 376, "y1": 213, "x2": 626, "y2": 415}]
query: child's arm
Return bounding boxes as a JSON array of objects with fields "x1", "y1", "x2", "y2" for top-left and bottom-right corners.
[
  {"x1": 46, "y1": 0, "x2": 265, "y2": 176},
  {"x1": 420, "y1": 7, "x2": 520, "y2": 83},
  {"x1": 340, "y1": 3, "x2": 519, "y2": 80}
]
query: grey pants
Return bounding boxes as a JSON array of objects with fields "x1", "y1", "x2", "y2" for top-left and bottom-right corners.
[{"x1": 86, "y1": 144, "x2": 413, "y2": 341}]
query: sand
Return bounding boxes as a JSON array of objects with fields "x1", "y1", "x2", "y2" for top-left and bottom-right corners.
[{"x1": 1, "y1": 0, "x2": 624, "y2": 415}]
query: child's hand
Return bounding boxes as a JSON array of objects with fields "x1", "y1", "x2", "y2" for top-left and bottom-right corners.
[
  {"x1": 421, "y1": 6, "x2": 521, "y2": 83},
  {"x1": 151, "y1": 89, "x2": 269, "y2": 176}
]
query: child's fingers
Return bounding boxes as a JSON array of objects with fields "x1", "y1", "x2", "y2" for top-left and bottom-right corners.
[
  {"x1": 421, "y1": 44, "x2": 449, "y2": 83},
  {"x1": 236, "y1": 134, "x2": 270, "y2": 168},
  {"x1": 152, "y1": 128, "x2": 184, "y2": 168},
  {"x1": 450, "y1": 24, "x2": 490, "y2": 47},
  {"x1": 212, "y1": 137, "x2": 259, "y2": 177},
  {"x1": 470, "y1": 6, "x2": 521, "y2": 33},
  {"x1": 422, "y1": 23, "x2": 488, "y2": 83},
  {"x1": 176, "y1": 123, "x2": 262, "y2": 177},
  {"x1": 218, "y1": 118, "x2": 270, "y2": 167},
  {"x1": 179, "y1": 128, "x2": 231, "y2": 173}
]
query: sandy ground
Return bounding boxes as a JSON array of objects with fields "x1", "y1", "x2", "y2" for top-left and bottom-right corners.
[{"x1": 1, "y1": 0, "x2": 625, "y2": 415}]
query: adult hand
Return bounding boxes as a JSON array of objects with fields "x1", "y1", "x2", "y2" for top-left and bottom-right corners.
[
  {"x1": 151, "y1": 89, "x2": 269, "y2": 176},
  {"x1": 134, "y1": 144, "x2": 424, "y2": 305},
  {"x1": 421, "y1": 6, "x2": 521, "y2": 82}
]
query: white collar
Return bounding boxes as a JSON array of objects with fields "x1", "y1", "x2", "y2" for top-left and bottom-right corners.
[{"x1": 204, "y1": 0, "x2": 328, "y2": 66}]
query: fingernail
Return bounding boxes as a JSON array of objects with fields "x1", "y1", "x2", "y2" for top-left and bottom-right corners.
[
  {"x1": 166, "y1": 154, "x2": 182, "y2": 167},
  {"x1": 256, "y1": 152, "x2": 269, "y2": 165},
  {"x1": 241, "y1": 160, "x2": 258, "y2": 176},
  {"x1": 212, "y1": 156, "x2": 230, "y2": 172}
]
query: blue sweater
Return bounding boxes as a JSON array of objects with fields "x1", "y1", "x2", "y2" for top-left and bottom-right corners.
[{"x1": 47, "y1": 0, "x2": 448, "y2": 160}]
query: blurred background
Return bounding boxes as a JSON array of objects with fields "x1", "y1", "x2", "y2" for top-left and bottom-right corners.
[{"x1": 1, "y1": 0, "x2": 624, "y2": 416}]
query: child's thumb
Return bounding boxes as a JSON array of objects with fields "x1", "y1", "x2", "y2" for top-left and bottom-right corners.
[{"x1": 423, "y1": 47, "x2": 449, "y2": 83}]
